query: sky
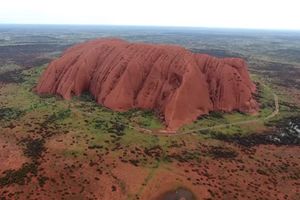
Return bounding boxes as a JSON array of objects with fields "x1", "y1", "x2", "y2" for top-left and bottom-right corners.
[{"x1": 1, "y1": 0, "x2": 300, "y2": 30}]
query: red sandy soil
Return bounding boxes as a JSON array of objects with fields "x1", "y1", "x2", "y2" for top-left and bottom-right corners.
[
  {"x1": 0, "y1": 131, "x2": 149, "y2": 200},
  {"x1": 0, "y1": 136, "x2": 28, "y2": 174},
  {"x1": 1, "y1": 130, "x2": 299, "y2": 200},
  {"x1": 144, "y1": 145, "x2": 300, "y2": 200},
  {"x1": 36, "y1": 38, "x2": 258, "y2": 130}
]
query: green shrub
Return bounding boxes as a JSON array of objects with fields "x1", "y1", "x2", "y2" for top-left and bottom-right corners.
[
  {"x1": 44, "y1": 109, "x2": 71, "y2": 124},
  {"x1": 0, "y1": 107, "x2": 25, "y2": 122},
  {"x1": 0, "y1": 162, "x2": 38, "y2": 186}
]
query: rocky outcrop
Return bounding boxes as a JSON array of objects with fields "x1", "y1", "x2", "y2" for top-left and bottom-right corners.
[{"x1": 36, "y1": 38, "x2": 258, "y2": 130}]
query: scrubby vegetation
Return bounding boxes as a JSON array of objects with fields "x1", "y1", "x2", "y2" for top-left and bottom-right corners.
[
  {"x1": 0, "y1": 107, "x2": 24, "y2": 122},
  {"x1": 207, "y1": 146, "x2": 238, "y2": 159},
  {"x1": 22, "y1": 138, "x2": 46, "y2": 159},
  {"x1": 43, "y1": 109, "x2": 71, "y2": 125},
  {"x1": 0, "y1": 138, "x2": 45, "y2": 187},
  {"x1": 0, "y1": 70, "x2": 25, "y2": 83},
  {"x1": 0, "y1": 163, "x2": 38, "y2": 187}
]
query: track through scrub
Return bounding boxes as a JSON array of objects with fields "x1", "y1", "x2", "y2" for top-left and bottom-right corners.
[{"x1": 121, "y1": 90, "x2": 279, "y2": 137}]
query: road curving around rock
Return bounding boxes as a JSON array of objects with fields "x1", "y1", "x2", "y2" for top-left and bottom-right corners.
[{"x1": 126, "y1": 90, "x2": 279, "y2": 137}]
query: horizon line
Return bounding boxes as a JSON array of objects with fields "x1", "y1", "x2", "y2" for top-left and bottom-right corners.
[{"x1": 1, "y1": 23, "x2": 300, "y2": 32}]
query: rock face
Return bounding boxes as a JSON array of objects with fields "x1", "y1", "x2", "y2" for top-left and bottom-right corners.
[{"x1": 36, "y1": 38, "x2": 258, "y2": 131}]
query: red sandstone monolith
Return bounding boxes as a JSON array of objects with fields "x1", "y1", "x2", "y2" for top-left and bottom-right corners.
[{"x1": 36, "y1": 38, "x2": 258, "y2": 131}]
